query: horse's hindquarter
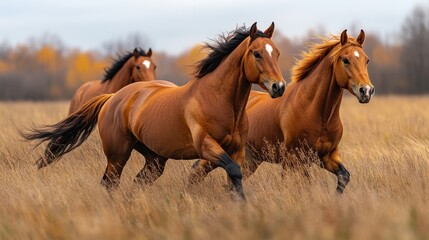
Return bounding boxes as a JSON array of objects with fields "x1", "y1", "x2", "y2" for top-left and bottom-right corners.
[
  {"x1": 128, "y1": 82, "x2": 198, "y2": 159},
  {"x1": 69, "y1": 80, "x2": 99, "y2": 113}
]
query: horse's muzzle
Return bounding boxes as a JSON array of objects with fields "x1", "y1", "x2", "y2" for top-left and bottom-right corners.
[
  {"x1": 265, "y1": 80, "x2": 285, "y2": 98},
  {"x1": 357, "y1": 85, "x2": 375, "y2": 103}
]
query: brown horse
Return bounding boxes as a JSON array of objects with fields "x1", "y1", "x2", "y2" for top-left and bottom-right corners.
[
  {"x1": 190, "y1": 30, "x2": 374, "y2": 193},
  {"x1": 68, "y1": 48, "x2": 156, "y2": 114},
  {"x1": 23, "y1": 23, "x2": 286, "y2": 200}
]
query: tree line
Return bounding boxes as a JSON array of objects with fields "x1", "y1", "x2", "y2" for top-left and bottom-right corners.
[{"x1": 0, "y1": 5, "x2": 428, "y2": 100}]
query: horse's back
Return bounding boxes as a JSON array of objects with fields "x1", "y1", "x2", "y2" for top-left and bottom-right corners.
[
  {"x1": 132, "y1": 80, "x2": 178, "y2": 88},
  {"x1": 69, "y1": 80, "x2": 102, "y2": 114},
  {"x1": 247, "y1": 91, "x2": 271, "y2": 110},
  {"x1": 104, "y1": 80, "x2": 179, "y2": 116},
  {"x1": 107, "y1": 80, "x2": 178, "y2": 106}
]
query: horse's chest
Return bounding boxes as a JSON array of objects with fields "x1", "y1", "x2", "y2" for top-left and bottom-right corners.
[
  {"x1": 210, "y1": 122, "x2": 244, "y2": 153},
  {"x1": 289, "y1": 122, "x2": 341, "y2": 156},
  {"x1": 208, "y1": 112, "x2": 245, "y2": 146},
  {"x1": 314, "y1": 135, "x2": 334, "y2": 155},
  {"x1": 313, "y1": 127, "x2": 341, "y2": 155}
]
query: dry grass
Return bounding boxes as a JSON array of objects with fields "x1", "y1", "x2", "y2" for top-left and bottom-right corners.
[{"x1": 1, "y1": 96, "x2": 429, "y2": 240}]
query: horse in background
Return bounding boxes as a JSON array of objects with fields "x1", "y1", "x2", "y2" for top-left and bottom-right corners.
[
  {"x1": 190, "y1": 30, "x2": 374, "y2": 193},
  {"x1": 23, "y1": 22, "x2": 286, "y2": 201},
  {"x1": 68, "y1": 48, "x2": 156, "y2": 114}
]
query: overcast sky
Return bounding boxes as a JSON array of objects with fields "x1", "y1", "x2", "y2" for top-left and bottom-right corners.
[{"x1": 1, "y1": 0, "x2": 428, "y2": 55}]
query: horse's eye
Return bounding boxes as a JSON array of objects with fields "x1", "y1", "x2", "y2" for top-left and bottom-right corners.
[
  {"x1": 254, "y1": 51, "x2": 262, "y2": 59},
  {"x1": 154, "y1": 65, "x2": 157, "y2": 70},
  {"x1": 136, "y1": 65, "x2": 141, "y2": 70},
  {"x1": 342, "y1": 58, "x2": 350, "y2": 65},
  {"x1": 366, "y1": 59, "x2": 370, "y2": 64}
]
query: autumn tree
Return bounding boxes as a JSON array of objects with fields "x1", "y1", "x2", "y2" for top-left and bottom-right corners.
[
  {"x1": 401, "y1": 5, "x2": 429, "y2": 94},
  {"x1": 176, "y1": 44, "x2": 206, "y2": 77},
  {"x1": 65, "y1": 50, "x2": 107, "y2": 95}
]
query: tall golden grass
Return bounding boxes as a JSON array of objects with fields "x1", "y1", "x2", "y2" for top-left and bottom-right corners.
[{"x1": 1, "y1": 96, "x2": 429, "y2": 240}]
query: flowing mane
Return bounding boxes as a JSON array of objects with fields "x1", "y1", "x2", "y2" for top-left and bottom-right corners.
[
  {"x1": 102, "y1": 48, "x2": 148, "y2": 82},
  {"x1": 195, "y1": 26, "x2": 268, "y2": 79},
  {"x1": 291, "y1": 35, "x2": 361, "y2": 82}
]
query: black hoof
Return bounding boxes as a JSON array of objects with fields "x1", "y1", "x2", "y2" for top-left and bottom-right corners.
[{"x1": 336, "y1": 164, "x2": 350, "y2": 193}]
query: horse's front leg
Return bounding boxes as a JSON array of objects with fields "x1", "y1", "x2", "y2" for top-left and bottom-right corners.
[
  {"x1": 196, "y1": 134, "x2": 246, "y2": 201},
  {"x1": 321, "y1": 148, "x2": 350, "y2": 193},
  {"x1": 226, "y1": 148, "x2": 246, "y2": 198}
]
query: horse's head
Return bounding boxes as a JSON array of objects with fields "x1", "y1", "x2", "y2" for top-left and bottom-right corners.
[
  {"x1": 131, "y1": 48, "x2": 157, "y2": 82},
  {"x1": 333, "y1": 30, "x2": 374, "y2": 103},
  {"x1": 244, "y1": 22, "x2": 286, "y2": 98}
]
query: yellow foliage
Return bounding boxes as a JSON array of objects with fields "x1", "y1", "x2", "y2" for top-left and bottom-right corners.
[
  {"x1": 177, "y1": 44, "x2": 207, "y2": 75},
  {"x1": 36, "y1": 45, "x2": 58, "y2": 73},
  {"x1": 74, "y1": 53, "x2": 91, "y2": 74},
  {"x1": 66, "y1": 51, "x2": 107, "y2": 88},
  {"x1": 0, "y1": 59, "x2": 10, "y2": 73},
  {"x1": 93, "y1": 60, "x2": 109, "y2": 76}
]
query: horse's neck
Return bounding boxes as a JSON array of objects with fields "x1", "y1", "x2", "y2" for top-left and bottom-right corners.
[
  {"x1": 300, "y1": 56, "x2": 343, "y2": 124},
  {"x1": 197, "y1": 41, "x2": 252, "y2": 120},
  {"x1": 105, "y1": 61, "x2": 132, "y2": 91}
]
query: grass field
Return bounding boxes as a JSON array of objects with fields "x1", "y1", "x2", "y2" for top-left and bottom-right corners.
[{"x1": 1, "y1": 96, "x2": 429, "y2": 240}]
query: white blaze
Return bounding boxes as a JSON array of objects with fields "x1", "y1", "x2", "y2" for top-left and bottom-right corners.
[
  {"x1": 142, "y1": 60, "x2": 151, "y2": 69},
  {"x1": 354, "y1": 50, "x2": 360, "y2": 58},
  {"x1": 265, "y1": 44, "x2": 273, "y2": 57}
]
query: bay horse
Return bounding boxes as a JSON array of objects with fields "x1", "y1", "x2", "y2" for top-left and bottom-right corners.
[
  {"x1": 23, "y1": 22, "x2": 286, "y2": 200},
  {"x1": 190, "y1": 30, "x2": 374, "y2": 193},
  {"x1": 68, "y1": 48, "x2": 156, "y2": 114}
]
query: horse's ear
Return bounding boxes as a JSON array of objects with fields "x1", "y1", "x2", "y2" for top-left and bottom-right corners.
[
  {"x1": 263, "y1": 22, "x2": 275, "y2": 38},
  {"x1": 250, "y1": 22, "x2": 258, "y2": 40},
  {"x1": 133, "y1": 48, "x2": 139, "y2": 59},
  {"x1": 147, "y1": 48, "x2": 152, "y2": 57},
  {"x1": 340, "y1": 29, "x2": 348, "y2": 46},
  {"x1": 356, "y1": 29, "x2": 365, "y2": 45}
]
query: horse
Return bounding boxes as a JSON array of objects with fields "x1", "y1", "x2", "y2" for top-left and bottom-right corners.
[
  {"x1": 189, "y1": 29, "x2": 374, "y2": 193},
  {"x1": 23, "y1": 22, "x2": 286, "y2": 201},
  {"x1": 68, "y1": 48, "x2": 156, "y2": 114}
]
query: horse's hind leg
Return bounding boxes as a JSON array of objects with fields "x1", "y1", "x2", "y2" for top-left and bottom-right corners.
[
  {"x1": 101, "y1": 148, "x2": 133, "y2": 190},
  {"x1": 100, "y1": 135, "x2": 134, "y2": 190},
  {"x1": 187, "y1": 159, "x2": 217, "y2": 186},
  {"x1": 188, "y1": 153, "x2": 259, "y2": 186},
  {"x1": 133, "y1": 142, "x2": 168, "y2": 185}
]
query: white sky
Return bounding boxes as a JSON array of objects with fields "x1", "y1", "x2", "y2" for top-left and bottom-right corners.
[{"x1": 1, "y1": 0, "x2": 428, "y2": 55}]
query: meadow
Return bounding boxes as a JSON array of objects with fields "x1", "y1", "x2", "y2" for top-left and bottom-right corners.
[{"x1": 1, "y1": 96, "x2": 429, "y2": 240}]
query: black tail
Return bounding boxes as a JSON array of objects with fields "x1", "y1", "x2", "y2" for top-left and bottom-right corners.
[{"x1": 22, "y1": 94, "x2": 113, "y2": 168}]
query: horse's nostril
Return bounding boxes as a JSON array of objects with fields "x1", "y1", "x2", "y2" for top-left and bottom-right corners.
[
  {"x1": 359, "y1": 86, "x2": 366, "y2": 95},
  {"x1": 370, "y1": 87, "x2": 375, "y2": 96},
  {"x1": 272, "y1": 83, "x2": 279, "y2": 92}
]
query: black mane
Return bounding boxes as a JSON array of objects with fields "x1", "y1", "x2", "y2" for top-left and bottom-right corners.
[
  {"x1": 195, "y1": 26, "x2": 268, "y2": 79},
  {"x1": 102, "y1": 48, "x2": 148, "y2": 82}
]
